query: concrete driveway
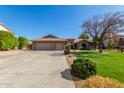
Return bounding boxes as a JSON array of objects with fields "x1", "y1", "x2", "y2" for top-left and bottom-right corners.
[{"x1": 0, "y1": 51, "x2": 75, "y2": 88}]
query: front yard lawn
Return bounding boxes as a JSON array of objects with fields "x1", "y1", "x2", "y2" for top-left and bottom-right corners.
[{"x1": 72, "y1": 50, "x2": 124, "y2": 83}]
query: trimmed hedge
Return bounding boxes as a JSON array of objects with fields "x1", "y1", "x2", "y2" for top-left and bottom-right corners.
[
  {"x1": 74, "y1": 57, "x2": 91, "y2": 63},
  {"x1": 71, "y1": 58, "x2": 96, "y2": 79},
  {"x1": 0, "y1": 31, "x2": 18, "y2": 50},
  {"x1": 18, "y1": 36, "x2": 29, "y2": 49}
]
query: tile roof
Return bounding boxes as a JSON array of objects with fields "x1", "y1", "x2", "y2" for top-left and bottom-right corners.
[
  {"x1": 33, "y1": 38, "x2": 66, "y2": 42},
  {"x1": 32, "y1": 35, "x2": 66, "y2": 42},
  {"x1": 42, "y1": 34, "x2": 59, "y2": 38}
]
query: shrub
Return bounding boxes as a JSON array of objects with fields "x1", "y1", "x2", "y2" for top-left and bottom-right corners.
[
  {"x1": 82, "y1": 76, "x2": 121, "y2": 88},
  {"x1": 18, "y1": 36, "x2": 29, "y2": 49},
  {"x1": 71, "y1": 60, "x2": 96, "y2": 79},
  {"x1": 0, "y1": 31, "x2": 18, "y2": 50},
  {"x1": 74, "y1": 57, "x2": 91, "y2": 63},
  {"x1": 107, "y1": 41, "x2": 116, "y2": 49},
  {"x1": 64, "y1": 43, "x2": 71, "y2": 55},
  {"x1": 78, "y1": 46, "x2": 83, "y2": 50}
]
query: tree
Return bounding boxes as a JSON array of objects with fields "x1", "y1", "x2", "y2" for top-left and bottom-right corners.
[
  {"x1": 79, "y1": 32, "x2": 89, "y2": 40},
  {"x1": 14, "y1": 37, "x2": 19, "y2": 48},
  {"x1": 64, "y1": 43, "x2": 71, "y2": 55},
  {"x1": 0, "y1": 30, "x2": 18, "y2": 50},
  {"x1": 82, "y1": 12, "x2": 124, "y2": 53},
  {"x1": 18, "y1": 36, "x2": 29, "y2": 49}
]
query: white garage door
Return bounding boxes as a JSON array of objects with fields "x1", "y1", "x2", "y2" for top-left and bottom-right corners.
[{"x1": 35, "y1": 42, "x2": 64, "y2": 50}]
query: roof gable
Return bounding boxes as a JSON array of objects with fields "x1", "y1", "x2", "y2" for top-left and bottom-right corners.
[{"x1": 32, "y1": 35, "x2": 66, "y2": 42}]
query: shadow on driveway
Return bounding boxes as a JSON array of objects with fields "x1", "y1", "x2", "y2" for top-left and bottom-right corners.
[{"x1": 60, "y1": 69, "x2": 73, "y2": 81}]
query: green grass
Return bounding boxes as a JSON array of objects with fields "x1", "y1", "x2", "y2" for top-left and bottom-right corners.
[{"x1": 72, "y1": 50, "x2": 124, "y2": 83}]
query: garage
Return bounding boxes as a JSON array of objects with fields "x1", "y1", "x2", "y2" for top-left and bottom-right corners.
[
  {"x1": 34, "y1": 42, "x2": 65, "y2": 50},
  {"x1": 32, "y1": 35, "x2": 66, "y2": 50}
]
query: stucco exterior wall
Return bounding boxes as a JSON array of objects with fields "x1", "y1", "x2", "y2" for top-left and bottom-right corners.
[{"x1": 0, "y1": 25, "x2": 9, "y2": 32}]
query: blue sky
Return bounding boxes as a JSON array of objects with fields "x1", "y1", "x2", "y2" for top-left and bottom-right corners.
[{"x1": 0, "y1": 5, "x2": 124, "y2": 40}]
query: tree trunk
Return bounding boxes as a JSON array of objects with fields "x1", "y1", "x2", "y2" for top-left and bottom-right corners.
[
  {"x1": 99, "y1": 31, "x2": 106, "y2": 53},
  {"x1": 94, "y1": 44, "x2": 96, "y2": 50},
  {"x1": 93, "y1": 40, "x2": 98, "y2": 50},
  {"x1": 99, "y1": 40, "x2": 103, "y2": 53}
]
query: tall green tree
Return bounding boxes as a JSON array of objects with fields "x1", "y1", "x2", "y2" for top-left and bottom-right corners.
[
  {"x1": 18, "y1": 36, "x2": 29, "y2": 49},
  {"x1": 14, "y1": 37, "x2": 19, "y2": 48},
  {"x1": 0, "y1": 30, "x2": 18, "y2": 50}
]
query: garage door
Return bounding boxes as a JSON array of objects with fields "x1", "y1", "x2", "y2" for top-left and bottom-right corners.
[
  {"x1": 34, "y1": 42, "x2": 64, "y2": 50},
  {"x1": 55, "y1": 43, "x2": 64, "y2": 50},
  {"x1": 35, "y1": 43, "x2": 54, "y2": 50}
]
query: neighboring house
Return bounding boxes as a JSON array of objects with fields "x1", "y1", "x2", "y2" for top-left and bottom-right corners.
[
  {"x1": 103, "y1": 34, "x2": 124, "y2": 48},
  {"x1": 116, "y1": 35, "x2": 124, "y2": 46},
  {"x1": 0, "y1": 23, "x2": 14, "y2": 34},
  {"x1": 32, "y1": 35, "x2": 66, "y2": 50}
]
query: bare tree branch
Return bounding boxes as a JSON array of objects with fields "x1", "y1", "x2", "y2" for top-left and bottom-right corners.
[{"x1": 82, "y1": 11, "x2": 124, "y2": 53}]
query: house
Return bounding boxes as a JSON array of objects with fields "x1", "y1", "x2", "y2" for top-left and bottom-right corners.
[
  {"x1": 32, "y1": 35, "x2": 94, "y2": 50},
  {"x1": 0, "y1": 23, "x2": 14, "y2": 34},
  {"x1": 65, "y1": 38, "x2": 75, "y2": 49},
  {"x1": 66, "y1": 38, "x2": 93, "y2": 49},
  {"x1": 32, "y1": 35, "x2": 66, "y2": 50},
  {"x1": 74, "y1": 39, "x2": 93, "y2": 50}
]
